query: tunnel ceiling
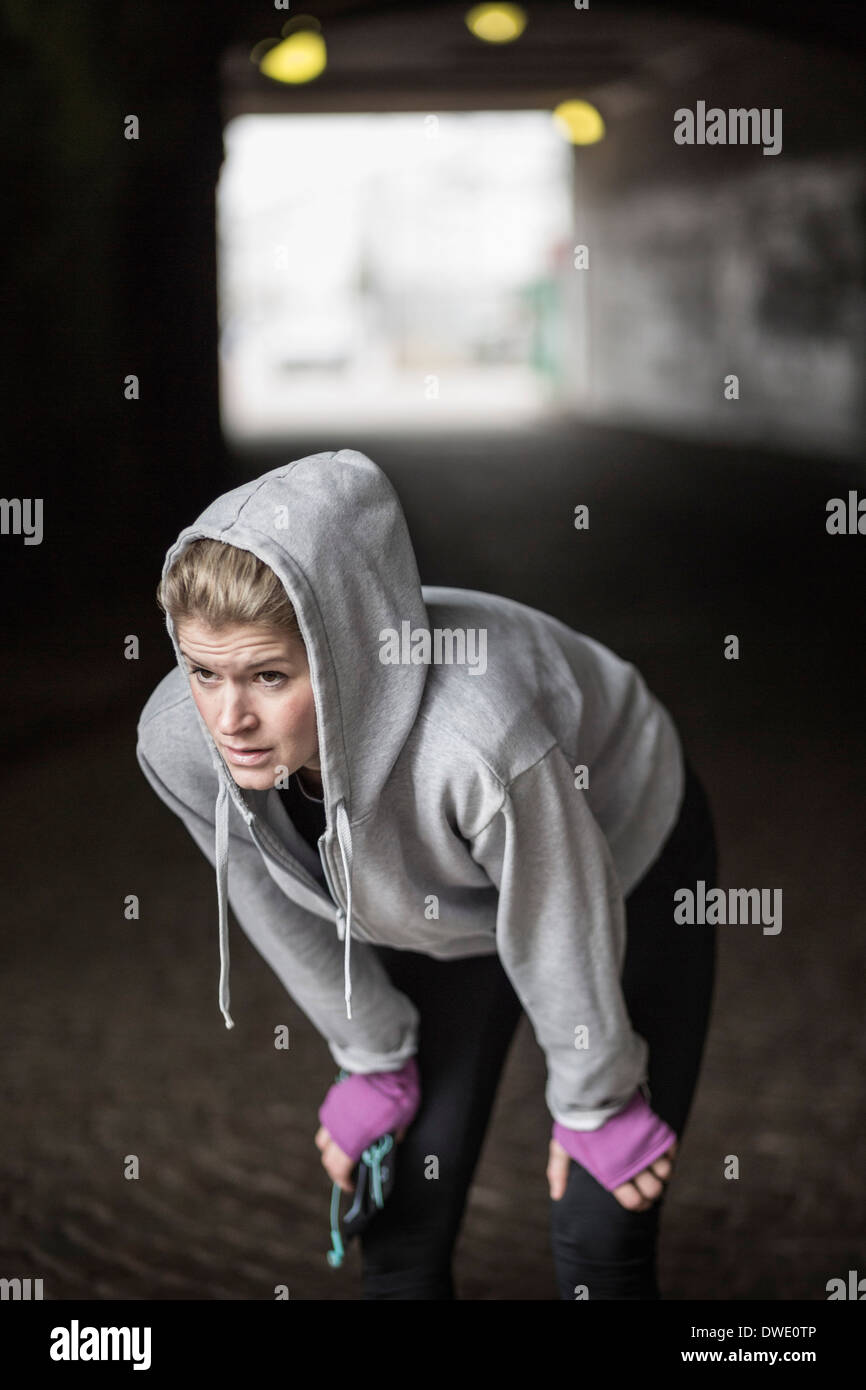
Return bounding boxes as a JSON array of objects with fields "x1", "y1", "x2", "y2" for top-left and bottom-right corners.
[{"x1": 218, "y1": 1, "x2": 862, "y2": 118}]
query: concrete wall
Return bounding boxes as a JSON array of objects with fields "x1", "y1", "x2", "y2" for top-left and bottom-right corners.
[{"x1": 557, "y1": 38, "x2": 865, "y2": 458}]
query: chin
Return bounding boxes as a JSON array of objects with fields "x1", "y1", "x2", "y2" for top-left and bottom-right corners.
[{"x1": 229, "y1": 765, "x2": 277, "y2": 790}]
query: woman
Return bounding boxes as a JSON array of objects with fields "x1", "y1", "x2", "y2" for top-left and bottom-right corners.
[{"x1": 136, "y1": 447, "x2": 717, "y2": 1300}]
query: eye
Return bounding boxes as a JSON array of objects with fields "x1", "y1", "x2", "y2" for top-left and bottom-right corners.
[{"x1": 185, "y1": 665, "x2": 288, "y2": 687}]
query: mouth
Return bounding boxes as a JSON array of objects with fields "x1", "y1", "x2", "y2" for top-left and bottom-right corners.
[{"x1": 222, "y1": 745, "x2": 273, "y2": 764}]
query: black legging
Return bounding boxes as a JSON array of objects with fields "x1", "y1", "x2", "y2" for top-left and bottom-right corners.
[{"x1": 360, "y1": 758, "x2": 718, "y2": 1300}]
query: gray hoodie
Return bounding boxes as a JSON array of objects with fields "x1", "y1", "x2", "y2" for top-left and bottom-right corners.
[{"x1": 136, "y1": 448, "x2": 684, "y2": 1132}]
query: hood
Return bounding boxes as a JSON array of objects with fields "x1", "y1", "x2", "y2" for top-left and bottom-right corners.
[{"x1": 160, "y1": 448, "x2": 430, "y2": 1027}]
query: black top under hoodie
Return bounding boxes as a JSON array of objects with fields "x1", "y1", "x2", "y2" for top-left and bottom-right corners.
[{"x1": 278, "y1": 772, "x2": 327, "y2": 862}]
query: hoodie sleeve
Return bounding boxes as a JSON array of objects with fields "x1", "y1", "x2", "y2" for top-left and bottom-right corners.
[
  {"x1": 468, "y1": 743, "x2": 650, "y2": 1131},
  {"x1": 136, "y1": 740, "x2": 420, "y2": 1075}
]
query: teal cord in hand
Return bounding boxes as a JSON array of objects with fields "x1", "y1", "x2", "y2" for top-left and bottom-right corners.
[
  {"x1": 326, "y1": 1067, "x2": 351, "y2": 1268},
  {"x1": 326, "y1": 1182, "x2": 346, "y2": 1268},
  {"x1": 365, "y1": 1134, "x2": 394, "y2": 1207}
]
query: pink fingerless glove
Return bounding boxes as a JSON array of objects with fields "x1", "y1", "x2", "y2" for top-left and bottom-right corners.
[
  {"x1": 318, "y1": 1056, "x2": 421, "y2": 1163},
  {"x1": 552, "y1": 1087, "x2": 677, "y2": 1192}
]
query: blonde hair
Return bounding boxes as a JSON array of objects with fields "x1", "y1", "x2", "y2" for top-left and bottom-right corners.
[{"x1": 157, "y1": 538, "x2": 302, "y2": 641}]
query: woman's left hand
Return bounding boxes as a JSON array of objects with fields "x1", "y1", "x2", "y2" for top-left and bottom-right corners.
[{"x1": 547, "y1": 1136, "x2": 678, "y2": 1210}]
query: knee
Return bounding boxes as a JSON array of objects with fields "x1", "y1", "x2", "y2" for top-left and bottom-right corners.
[
  {"x1": 553, "y1": 1197, "x2": 659, "y2": 1263},
  {"x1": 359, "y1": 1192, "x2": 462, "y2": 1298},
  {"x1": 361, "y1": 1221, "x2": 456, "y2": 1299},
  {"x1": 550, "y1": 1168, "x2": 662, "y2": 1300}
]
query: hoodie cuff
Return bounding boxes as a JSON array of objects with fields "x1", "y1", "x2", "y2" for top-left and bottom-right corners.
[
  {"x1": 318, "y1": 1056, "x2": 421, "y2": 1163},
  {"x1": 552, "y1": 1089, "x2": 677, "y2": 1192}
]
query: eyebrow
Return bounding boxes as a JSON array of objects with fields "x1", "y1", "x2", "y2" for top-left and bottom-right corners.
[{"x1": 179, "y1": 647, "x2": 293, "y2": 671}]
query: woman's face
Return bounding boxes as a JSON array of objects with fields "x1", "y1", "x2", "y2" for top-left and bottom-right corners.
[{"x1": 176, "y1": 617, "x2": 321, "y2": 794}]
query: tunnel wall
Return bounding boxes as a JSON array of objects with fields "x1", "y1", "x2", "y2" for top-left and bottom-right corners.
[{"x1": 558, "y1": 38, "x2": 865, "y2": 458}]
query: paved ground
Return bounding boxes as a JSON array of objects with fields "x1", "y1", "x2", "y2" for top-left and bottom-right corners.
[{"x1": 1, "y1": 422, "x2": 863, "y2": 1299}]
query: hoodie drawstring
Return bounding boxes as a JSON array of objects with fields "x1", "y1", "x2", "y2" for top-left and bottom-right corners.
[
  {"x1": 334, "y1": 798, "x2": 354, "y2": 1020},
  {"x1": 215, "y1": 777, "x2": 234, "y2": 1030},
  {"x1": 212, "y1": 776, "x2": 354, "y2": 1028}
]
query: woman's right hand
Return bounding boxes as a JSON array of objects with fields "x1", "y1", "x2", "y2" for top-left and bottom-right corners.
[
  {"x1": 315, "y1": 1125, "x2": 355, "y2": 1194},
  {"x1": 315, "y1": 1124, "x2": 408, "y2": 1193},
  {"x1": 316, "y1": 1056, "x2": 420, "y2": 1185}
]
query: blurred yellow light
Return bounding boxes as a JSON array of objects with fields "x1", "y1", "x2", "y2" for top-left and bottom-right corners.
[
  {"x1": 465, "y1": 4, "x2": 527, "y2": 44},
  {"x1": 552, "y1": 100, "x2": 605, "y2": 145},
  {"x1": 259, "y1": 31, "x2": 327, "y2": 84}
]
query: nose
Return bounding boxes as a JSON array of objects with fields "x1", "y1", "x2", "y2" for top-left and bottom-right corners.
[{"x1": 215, "y1": 684, "x2": 258, "y2": 736}]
